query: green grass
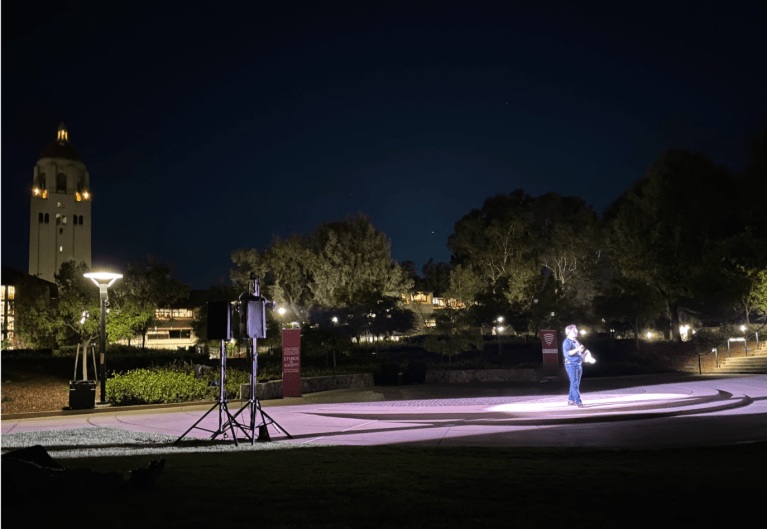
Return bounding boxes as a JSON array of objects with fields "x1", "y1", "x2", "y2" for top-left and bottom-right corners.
[{"x1": 5, "y1": 443, "x2": 762, "y2": 528}]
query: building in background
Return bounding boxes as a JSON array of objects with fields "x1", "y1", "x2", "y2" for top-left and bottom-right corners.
[
  {"x1": 29, "y1": 123, "x2": 92, "y2": 283},
  {"x1": 1, "y1": 266, "x2": 57, "y2": 349}
]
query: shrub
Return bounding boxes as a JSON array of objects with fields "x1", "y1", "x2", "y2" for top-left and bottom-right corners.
[{"x1": 106, "y1": 361, "x2": 252, "y2": 406}]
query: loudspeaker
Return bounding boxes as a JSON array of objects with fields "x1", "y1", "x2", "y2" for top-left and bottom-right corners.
[
  {"x1": 207, "y1": 301, "x2": 232, "y2": 340},
  {"x1": 242, "y1": 300, "x2": 267, "y2": 339}
]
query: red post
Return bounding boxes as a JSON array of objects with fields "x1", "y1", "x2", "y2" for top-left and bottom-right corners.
[{"x1": 282, "y1": 329, "x2": 301, "y2": 397}]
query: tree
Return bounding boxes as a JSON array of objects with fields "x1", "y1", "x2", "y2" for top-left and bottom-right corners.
[
  {"x1": 232, "y1": 236, "x2": 315, "y2": 322},
  {"x1": 420, "y1": 258, "x2": 452, "y2": 296},
  {"x1": 444, "y1": 264, "x2": 482, "y2": 307},
  {"x1": 12, "y1": 275, "x2": 57, "y2": 349},
  {"x1": 231, "y1": 214, "x2": 414, "y2": 319},
  {"x1": 448, "y1": 190, "x2": 538, "y2": 305},
  {"x1": 605, "y1": 150, "x2": 738, "y2": 340},
  {"x1": 529, "y1": 193, "x2": 603, "y2": 317},
  {"x1": 111, "y1": 261, "x2": 190, "y2": 348},
  {"x1": 593, "y1": 277, "x2": 666, "y2": 349},
  {"x1": 309, "y1": 214, "x2": 413, "y2": 306},
  {"x1": 422, "y1": 308, "x2": 483, "y2": 363}
]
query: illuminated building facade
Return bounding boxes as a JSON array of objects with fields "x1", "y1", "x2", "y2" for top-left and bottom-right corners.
[{"x1": 29, "y1": 123, "x2": 92, "y2": 283}]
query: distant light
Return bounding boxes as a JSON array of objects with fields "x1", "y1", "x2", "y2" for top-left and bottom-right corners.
[
  {"x1": 579, "y1": 329, "x2": 587, "y2": 336},
  {"x1": 83, "y1": 191, "x2": 90, "y2": 199},
  {"x1": 331, "y1": 316, "x2": 338, "y2": 323},
  {"x1": 278, "y1": 307, "x2": 286, "y2": 315},
  {"x1": 33, "y1": 187, "x2": 40, "y2": 196},
  {"x1": 497, "y1": 326, "x2": 504, "y2": 332},
  {"x1": 646, "y1": 331, "x2": 653, "y2": 339},
  {"x1": 497, "y1": 316, "x2": 504, "y2": 323},
  {"x1": 679, "y1": 325, "x2": 691, "y2": 341},
  {"x1": 740, "y1": 325, "x2": 747, "y2": 332}
]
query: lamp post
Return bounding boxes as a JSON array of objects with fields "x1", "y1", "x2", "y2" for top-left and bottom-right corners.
[
  {"x1": 83, "y1": 271, "x2": 122, "y2": 405},
  {"x1": 496, "y1": 316, "x2": 504, "y2": 355}
]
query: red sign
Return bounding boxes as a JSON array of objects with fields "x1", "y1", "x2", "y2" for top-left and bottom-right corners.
[
  {"x1": 540, "y1": 330, "x2": 559, "y2": 369},
  {"x1": 282, "y1": 329, "x2": 301, "y2": 397}
]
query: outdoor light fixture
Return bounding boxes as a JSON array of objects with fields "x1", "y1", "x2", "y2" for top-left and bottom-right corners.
[
  {"x1": 579, "y1": 329, "x2": 587, "y2": 336},
  {"x1": 646, "y1": 331, "x2": 653, "y2": 339},
  {"x1": 83, "y1": 271, "x2": 122, "y2": 404},
  {"x1": 331, "y1": 316, "x2": 338, "y2": 323},
  {"x1": 740, "y1": 325, "x2": 747, "y2": 332}
]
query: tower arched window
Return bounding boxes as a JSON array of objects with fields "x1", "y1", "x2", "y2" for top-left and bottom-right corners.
[
  {"x1": 56, "y1": 174, "x2": 67, "y2": 193},
  {"x1": 40, "y1": 175, "x2": 47, "y2": 191},
  {"x1": 73, "y1": 216, "x2": 78, "y2": 226},
  {"x1": 39, "y1": 213, "x2": 43, "y2": 223},
  {"x1": 44, "y1": 213, "x2": 49, "y2": 223},
  {"x1": 79, "y1": 215, "x2": 84, "y2": 224}
]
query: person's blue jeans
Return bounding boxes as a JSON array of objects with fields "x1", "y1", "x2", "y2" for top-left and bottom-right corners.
[{"x1": 565, "y1": 363, "x2": 582, "y2": 404}]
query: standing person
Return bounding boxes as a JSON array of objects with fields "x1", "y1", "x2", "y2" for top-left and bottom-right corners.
[{"x1": 562, "y1": 324, "x2": 585, "y2": 408}]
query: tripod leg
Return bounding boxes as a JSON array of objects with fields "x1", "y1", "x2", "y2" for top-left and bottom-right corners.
[
  {"x1": 255, "y1": 399, "x2": 293, "y2": 439},
  {"x1": 174, "y1": 402, "x2": 219, "y2": 444}
]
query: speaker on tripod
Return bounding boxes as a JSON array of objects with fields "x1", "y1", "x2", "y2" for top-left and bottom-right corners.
[{"x1": 175, "y1": 301, "x2": 251, "y2": 446}]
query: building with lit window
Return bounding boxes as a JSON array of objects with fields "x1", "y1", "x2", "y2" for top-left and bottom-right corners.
[
  {"x1": 29, "y1": 123, "x2": 92, "y2": 283},
  {"x1": 402, "y1": 291, "x2": 467, "y2": 329},
  {"x1": 1, "y1": 266, "x2": 57, "y2": 349}
]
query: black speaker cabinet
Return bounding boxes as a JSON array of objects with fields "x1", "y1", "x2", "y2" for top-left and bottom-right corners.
[{"x1": 207, "y1": 301, "x2": 232, "y2": 340}]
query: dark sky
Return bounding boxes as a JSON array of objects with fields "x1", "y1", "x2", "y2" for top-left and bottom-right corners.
[{"x1": 3, "y1": 1, "x2": 766, "y2": 289}]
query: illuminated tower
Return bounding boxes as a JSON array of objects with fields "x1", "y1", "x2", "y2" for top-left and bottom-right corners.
[{"x1": 29, "y1": 123, "x2": 92, "y2": 282}]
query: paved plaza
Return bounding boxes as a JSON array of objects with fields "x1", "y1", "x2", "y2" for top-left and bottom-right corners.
[{"x1": 3, "y1": 373, "x2": 767, "y2": 452}]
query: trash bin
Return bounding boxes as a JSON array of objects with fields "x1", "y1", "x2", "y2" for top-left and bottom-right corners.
[{"x1": 69, "y1": 380, "x2": 97, "y2": 410}]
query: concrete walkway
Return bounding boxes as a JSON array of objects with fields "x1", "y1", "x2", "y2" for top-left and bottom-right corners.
[{"x1": 3, "y1": 373, "x2": 767, "y2": 450}]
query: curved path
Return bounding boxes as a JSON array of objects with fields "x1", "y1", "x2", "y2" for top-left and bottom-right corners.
[{"x1": 3, "y1": 374, "x2": 767, "y2": 449}]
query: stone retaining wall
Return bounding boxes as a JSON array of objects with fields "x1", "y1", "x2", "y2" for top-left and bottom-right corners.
[
  {"x1": 241, "y1": 373, "x2": 375, "y2": 400},
  {"x1": 426, "y1": 368, "x2": 562, "y2": 383},
  {"x1": 244, "y1": 369, "x2": 564, "y2": 399}
]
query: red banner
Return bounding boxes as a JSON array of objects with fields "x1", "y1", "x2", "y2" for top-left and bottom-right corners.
[
  {"x1": 282, "y1": 329, "x2": 301, "y2": 397},
  {"x1": 540, "y1": 330, "x2": 559, "y2": 369}
]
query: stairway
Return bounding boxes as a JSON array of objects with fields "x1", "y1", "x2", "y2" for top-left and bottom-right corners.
[{"x1": 705, "y1": 342, "x2": 767, "y2": 374}]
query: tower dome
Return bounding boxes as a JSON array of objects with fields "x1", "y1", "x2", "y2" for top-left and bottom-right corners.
[{"x1": 39, "y1": 123, "x2": 82, "y2": 161}]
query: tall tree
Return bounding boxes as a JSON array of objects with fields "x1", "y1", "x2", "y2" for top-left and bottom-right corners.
[
  {"x1": 309, "y1": 214, "x2": 413, "y2": 306},
  {"x1": 605, "y1": 150, "x2": 737, "y2": 340},
  {"x1": 448, "y1": 190, "x2": 538, "y2": 305},
  {"x1": 529, "y1": 192, "x2": 603, "y2": 315}
]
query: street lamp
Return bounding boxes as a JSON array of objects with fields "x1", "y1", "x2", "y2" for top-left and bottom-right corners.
[
  {"x1": 496, "y1": 316, "x2": 504, "y2": 355},
  {"x1": 83, "y1": 271, "x2": 122, "y2": 405}
]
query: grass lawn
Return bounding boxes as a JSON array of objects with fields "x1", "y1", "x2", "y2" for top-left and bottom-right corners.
[{"x1": 4, "y1": 443, "x2": 762, "y2": 528}]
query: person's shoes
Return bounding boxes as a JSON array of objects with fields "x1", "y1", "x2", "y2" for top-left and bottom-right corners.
[
  {"x1": 568, "y1": 401, "x2": 575, "y2": 406},
  {"x1": 577, "y1": 403, "x2": 585, "y2": 408}
]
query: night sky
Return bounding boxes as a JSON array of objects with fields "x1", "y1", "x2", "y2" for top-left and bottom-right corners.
[{"x1": 3, "y1": 1, "x2": 766, "y2": 289}]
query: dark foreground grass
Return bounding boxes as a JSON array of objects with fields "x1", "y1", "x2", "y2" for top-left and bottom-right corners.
[{"x1": 3, "y1": 443, "x2": 763, "y2": 528}]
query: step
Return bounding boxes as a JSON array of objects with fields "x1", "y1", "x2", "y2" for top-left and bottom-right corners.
[
  {"x1": 721, "y1": 356, "x2": 767, "y2": 362},
  {"x1": 720, "y1": 360, "x2": 767, "y2": 367},
  {"x1": 707, "y1": 367, "x2": 767, "y2": 374}
]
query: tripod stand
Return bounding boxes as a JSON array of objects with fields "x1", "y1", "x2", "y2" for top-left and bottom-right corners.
[
  {"x1": 230, "y1": 337, "x2": 293, "y2": 444},
  {"x1": 175, "y1": 340, "x2": 251, "y2": 446}
]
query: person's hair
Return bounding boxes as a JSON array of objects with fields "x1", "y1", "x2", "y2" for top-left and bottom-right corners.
[{"x1": 565, "y1": 324, "x2": 577, "y2": 334}]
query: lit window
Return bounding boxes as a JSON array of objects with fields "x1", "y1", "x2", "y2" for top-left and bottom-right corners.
[{"x1": 59, "y1": 246, "x2": 63, "y2": 253}]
